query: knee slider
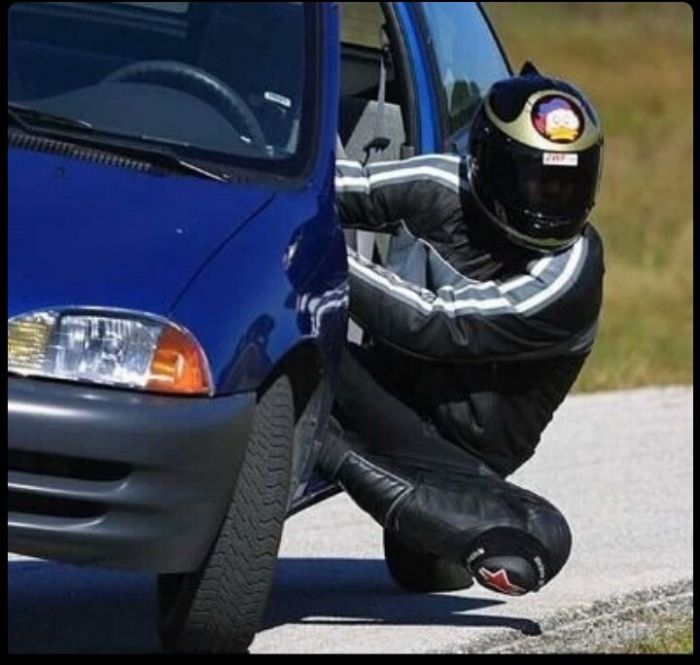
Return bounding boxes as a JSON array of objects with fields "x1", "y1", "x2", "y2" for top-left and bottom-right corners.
[
  {"x1": 472, "y1": 554, "x2": 539, "y2": 595},
  {"x1": 464, "y1": 527, "x2": 554, "y2": 595}
]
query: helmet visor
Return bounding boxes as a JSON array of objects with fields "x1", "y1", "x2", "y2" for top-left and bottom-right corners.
[{"x1": 492, "y1": 141, "x2": 601, "y2": 220}]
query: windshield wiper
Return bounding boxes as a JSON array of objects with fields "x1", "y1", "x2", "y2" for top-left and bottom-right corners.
[
  {"x1": 103, "y1": 136, "x2": 232, "y2": 183},
  {"x1": 8, "y1": 102, "x2": 94, "y2": 131},
  {"x1": 164, "y1": 157, "x2": 230, "y2": 183},
  {"x1": 8, "y1": 102, "x2": 230, "y2": 183}
]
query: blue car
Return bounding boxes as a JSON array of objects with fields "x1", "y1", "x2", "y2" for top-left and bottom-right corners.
[{"x1": 8, "y1": 1, "x2": 511, "y2": 652}]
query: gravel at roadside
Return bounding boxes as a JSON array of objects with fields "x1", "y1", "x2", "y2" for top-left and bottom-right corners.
[{"x1": 437, "y1": 579, "x2": 693, "y2": 654}]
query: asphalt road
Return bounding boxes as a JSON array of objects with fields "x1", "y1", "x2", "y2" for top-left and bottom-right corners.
[{"x1": 8, "y1": 386, "x2": 693, "y2": 654}]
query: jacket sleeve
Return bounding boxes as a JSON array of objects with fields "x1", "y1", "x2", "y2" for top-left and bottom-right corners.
[
  {"x1": 347, "y1": 227, "x2": 605, "y2": 362},
  {"x1": 334, "y1": 154, "x2": 465, "y2": 234}
]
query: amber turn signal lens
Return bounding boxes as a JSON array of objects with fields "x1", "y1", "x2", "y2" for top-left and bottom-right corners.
[{"x1": 147, "y1": 326, "x2": 211, "y2": 395}]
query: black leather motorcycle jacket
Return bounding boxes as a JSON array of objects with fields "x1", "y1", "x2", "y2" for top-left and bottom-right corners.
[{"x1": 335, "y1": 154, "x2": 605, "y2": 476}]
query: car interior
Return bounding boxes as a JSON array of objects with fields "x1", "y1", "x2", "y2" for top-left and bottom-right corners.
[
  {"x1": 338, "y1": 2, "x2": 417, "y2": 341},
  {"x1": 8, "y1": 2, "x2": 307, "y2": 159},
  {"x1": 9, "y1": 2, "x2": 414, "y2": 164},
  {"x1": 338, "y1": 2, "x2": 413, "y2": 165}
]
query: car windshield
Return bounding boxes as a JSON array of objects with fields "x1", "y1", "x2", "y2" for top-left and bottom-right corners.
[{"x1": 8, "y1": 2, "x2": 315, "y2": 174}]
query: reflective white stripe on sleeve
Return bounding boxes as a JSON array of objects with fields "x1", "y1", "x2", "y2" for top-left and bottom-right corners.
[
  {"x1": 349, "y1": 238, "x2": 585, "y2": 316},
  {"x1": 336, "y1": 162, "x2": 466, "y2": 193}
]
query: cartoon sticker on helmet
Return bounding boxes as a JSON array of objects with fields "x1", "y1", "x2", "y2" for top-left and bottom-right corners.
[{"x1": 532, "y1": 96, "x2": 584, "y2": 143}]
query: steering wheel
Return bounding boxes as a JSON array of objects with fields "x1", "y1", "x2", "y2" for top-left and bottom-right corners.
[{"x1": 104, "y1": 60, "x2": 267, "y2": 150}]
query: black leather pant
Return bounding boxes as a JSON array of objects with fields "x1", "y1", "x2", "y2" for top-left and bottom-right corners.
[{"x1": 320, "y1": 344, "x2": 572, "y2": 595}]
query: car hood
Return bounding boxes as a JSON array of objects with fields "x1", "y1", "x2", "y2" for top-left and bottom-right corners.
[{"x1": 8, "y1": 147, "x2": 275, "y2": 319}]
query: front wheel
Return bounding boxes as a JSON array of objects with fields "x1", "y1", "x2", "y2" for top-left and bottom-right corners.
[{"x1": 158, "y1": 375, "x2": 295, "y2": 653}]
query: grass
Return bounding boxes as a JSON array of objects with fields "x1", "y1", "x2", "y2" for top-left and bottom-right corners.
[
  {"x1": 622, "y1": 619, "x2": 694, "y2": 654},
  {"x1": 482, "y1": 2, "x2": 693, "y2": 392}
]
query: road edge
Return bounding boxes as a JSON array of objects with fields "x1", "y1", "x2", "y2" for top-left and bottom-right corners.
[{"x1": 435, "y1": 578, "x2": 694, "y2": 654}]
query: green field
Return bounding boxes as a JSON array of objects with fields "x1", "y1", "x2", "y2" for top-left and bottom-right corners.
[{"x1": 483, "y1": 2, "x2": 693, "y2": 392}]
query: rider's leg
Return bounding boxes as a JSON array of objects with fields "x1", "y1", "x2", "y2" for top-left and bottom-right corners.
[
  {"x1": 320, "y1": 344, "x2": 572, "y2": 595},
  {"x1": 330, "y1": 344, "x2": 498, "y2": 479}
]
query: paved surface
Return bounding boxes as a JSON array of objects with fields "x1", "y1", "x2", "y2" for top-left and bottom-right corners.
[{"x1": 8, "y1": 386, "x2": 693, "y2": 653}]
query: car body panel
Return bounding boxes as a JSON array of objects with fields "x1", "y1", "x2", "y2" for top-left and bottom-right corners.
[
  {"x1": 169, "y1": 2, "x2": 346, "y2": 395},
  {"x1": 8, "y1": 376, "x2": 257, "y2": 573},
  {"x1": 171, "y1": 190, "x2": 348, "y2": 394},
  {"x1": 8, "y1": 148, "x2": 274, "y2": 322}
]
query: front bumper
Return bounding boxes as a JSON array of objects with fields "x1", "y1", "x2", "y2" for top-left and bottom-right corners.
[{"x1": 8, "y1": 377, "x2": 256, "y2": 573}]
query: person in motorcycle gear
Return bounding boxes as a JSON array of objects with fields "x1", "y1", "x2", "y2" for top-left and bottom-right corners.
[{"x1": 320, "y1": 64, "x2": 605, "y2": 596}]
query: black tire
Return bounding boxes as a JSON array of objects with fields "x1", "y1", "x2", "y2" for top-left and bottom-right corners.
[
  {"x1": 158, "y1": 375, "x2": 295, "y2": 653},
  {"x1": 383, "y1": 529, "x2": 473, "y2": 593}
]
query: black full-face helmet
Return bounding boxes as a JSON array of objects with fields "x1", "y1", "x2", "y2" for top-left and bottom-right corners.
[{"x1": 467, "y1": 63, "x2": 604, "y2": 252}]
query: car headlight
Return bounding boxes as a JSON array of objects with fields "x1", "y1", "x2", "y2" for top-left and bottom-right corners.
[{"x1": 8, "y1": 309, "x2": 212, "y2": 395}]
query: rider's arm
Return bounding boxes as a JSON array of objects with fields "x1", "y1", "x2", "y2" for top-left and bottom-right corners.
[
  {"x1": 334, "y1": 154, "x2": 464, "y2": 233},
  {"x1": 347, "y1": 226, "x2": 605, "y2": 361}
]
